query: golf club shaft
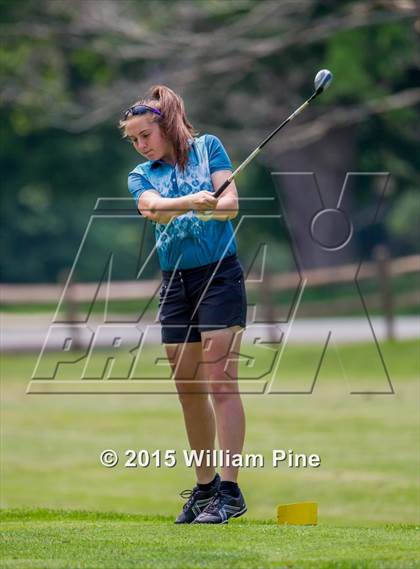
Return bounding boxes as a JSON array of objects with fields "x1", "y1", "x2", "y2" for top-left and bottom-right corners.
[{"x1": 214, "y1": 90, "x2": 319, "y2": 198}]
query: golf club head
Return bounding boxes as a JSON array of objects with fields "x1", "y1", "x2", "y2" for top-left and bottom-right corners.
[{"x1": 314, "y1": 69, "x2": 333, "y2": 94}]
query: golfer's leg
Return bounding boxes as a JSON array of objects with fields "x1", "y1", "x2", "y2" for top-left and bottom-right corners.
[
  {"x1": 165, "y1": 341, "x2": 217, "y2": 484},
  {"x1": 200, "y1": 325, "x2": 245, "y2": 483}
]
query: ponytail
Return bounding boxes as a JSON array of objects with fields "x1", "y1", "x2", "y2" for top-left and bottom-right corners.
[{"x1": 122, "y1": 85, "x2": 197, "y2": 171}]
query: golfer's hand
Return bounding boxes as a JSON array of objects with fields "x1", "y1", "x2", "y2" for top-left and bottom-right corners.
[{"x1": 190, "y1": 191, "x2": 218, "y2": 211}]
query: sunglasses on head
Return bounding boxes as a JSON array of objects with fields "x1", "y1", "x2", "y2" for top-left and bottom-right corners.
[{"x1": 123, "y1": 104, "x2": 162, "y2": 120}]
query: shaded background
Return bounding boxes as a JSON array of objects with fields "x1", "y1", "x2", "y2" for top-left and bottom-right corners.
[{"x1": 1, "y1": 0, "x2": 419, "y2": 283}]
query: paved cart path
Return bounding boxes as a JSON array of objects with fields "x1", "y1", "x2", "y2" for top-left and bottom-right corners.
[{"x1": 1, "y1": 314, "x2": 418, "y2": 351}]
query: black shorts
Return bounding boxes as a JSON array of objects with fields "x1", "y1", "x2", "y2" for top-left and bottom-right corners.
[{"x1": 159, "y1": 254, "x2": 247, "y2": 344}]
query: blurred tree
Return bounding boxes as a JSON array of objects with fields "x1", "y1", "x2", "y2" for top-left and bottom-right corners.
[{"x1": 0, "y1": 0, "x2": 419, "y2": 281}]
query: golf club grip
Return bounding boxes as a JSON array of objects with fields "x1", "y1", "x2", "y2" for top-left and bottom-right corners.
[
  {"x1": 214, "y1": 147, "x2": 262, "y2": 198},
  {"x1": 214, "y1": 178, "x2": 232, "y2": 198}
]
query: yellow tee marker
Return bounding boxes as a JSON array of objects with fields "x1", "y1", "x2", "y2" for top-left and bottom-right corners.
[{"x1": 277, "y1": 502, "x2": 318, "y2": 525}]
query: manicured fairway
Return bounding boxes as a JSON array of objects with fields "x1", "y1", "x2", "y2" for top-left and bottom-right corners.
[
  {"x1": 1, "y1": 341, "x2": 419, "y2": 567},
  {"x1": 1, "y1": 510, "x2": 418, "y2": 569}
]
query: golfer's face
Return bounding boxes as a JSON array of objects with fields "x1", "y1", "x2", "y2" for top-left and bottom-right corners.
[{"x1": 125, "y1": 115, "x2": 170, "y2": 162}]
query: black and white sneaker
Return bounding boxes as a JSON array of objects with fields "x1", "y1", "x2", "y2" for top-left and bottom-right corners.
[
  {"x1": 192, "y1": 487, "x2": 247, "y2": 524},
  {"x1": 174, "y1": 473, "x2": 221, "y2": 524}
]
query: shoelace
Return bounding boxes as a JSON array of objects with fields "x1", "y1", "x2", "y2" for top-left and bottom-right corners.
[
  {"x1": 205, "y1": 491, "x2": 231, "y2": 514},
  {"x1": 179, "y1": 487, "x2": 199, "y2": 511}
]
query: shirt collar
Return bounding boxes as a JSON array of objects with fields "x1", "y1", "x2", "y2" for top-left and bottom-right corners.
[{"x1": 150, "y1": 138, "x2": 197, "y2": 169}]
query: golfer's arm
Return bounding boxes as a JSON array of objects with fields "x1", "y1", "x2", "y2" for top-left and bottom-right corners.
[
  {"x1": 211, "y1": 170, "x2": 239, "y2": 221},
  {"x1": 138, "y1": 191, "x2": 192, "y2": 224},
  {"x1": 212, "y1": 191, "x2": 238, "y2": 221}
]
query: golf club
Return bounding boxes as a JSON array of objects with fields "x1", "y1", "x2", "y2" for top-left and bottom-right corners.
[{"x1": 214, "y1": 69, "x2": 333, "y2": 198}]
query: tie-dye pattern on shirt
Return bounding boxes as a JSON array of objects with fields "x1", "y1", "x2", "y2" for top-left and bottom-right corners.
[{"x1": 129, "y1": 135, "x2": 237, "y2": 270}]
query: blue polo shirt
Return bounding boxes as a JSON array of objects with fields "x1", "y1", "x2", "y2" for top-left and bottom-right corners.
[{"x1": 128, "y1": 134, "x2": 237, "y2": 270}]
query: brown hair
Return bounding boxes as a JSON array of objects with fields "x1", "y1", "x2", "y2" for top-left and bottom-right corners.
[{"x1": 119, "y1": 85, "x2": 198, "y2": 171}]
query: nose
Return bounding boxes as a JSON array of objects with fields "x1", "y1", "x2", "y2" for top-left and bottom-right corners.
[{"x1": 135, "y1": 141, "x2": 148, "y2": 153}]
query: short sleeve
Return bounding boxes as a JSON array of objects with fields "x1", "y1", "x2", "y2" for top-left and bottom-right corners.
[
  {"x1": 205, "y1": 134, "x2": 232, "y2": 174},
  {"x1": 128, "y1": 171, "x2": 156, "y2": 204}
]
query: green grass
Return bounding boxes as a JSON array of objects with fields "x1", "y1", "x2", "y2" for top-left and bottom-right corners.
[
  {"x1": 21, "y1": 338, "x2": 419, "y2": 387},
  {"x1": 1, "y1": 510, "x2": 419, "y2": 569},
  {"x1": 1, "y1": 341, "x2": 419, "y2": 567}
]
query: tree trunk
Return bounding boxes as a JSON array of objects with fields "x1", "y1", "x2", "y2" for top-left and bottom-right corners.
[{"x1": 266, "y1": 127, "x2": 358, "y2": 270}]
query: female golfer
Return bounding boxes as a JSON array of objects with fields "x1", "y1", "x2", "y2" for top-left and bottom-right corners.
[{"x1": 120, "y1": 85, "x2": 247, "y2": 524}]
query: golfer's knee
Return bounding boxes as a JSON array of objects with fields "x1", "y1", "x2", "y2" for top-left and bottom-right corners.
[
  {"x1": 177, "y1": 391, "x2": 209, "y2": 409},
  {"x1": 210, "y1": 382, "x2": 239, "y2": 405}
]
